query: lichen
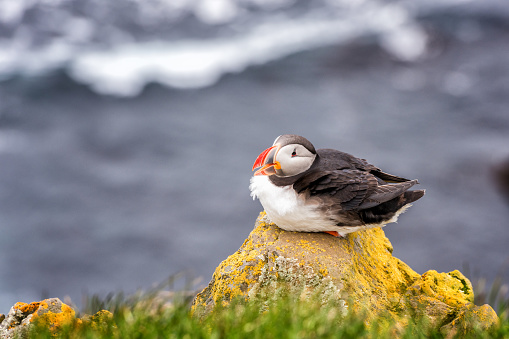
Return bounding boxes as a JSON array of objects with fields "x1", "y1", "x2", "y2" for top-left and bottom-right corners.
[
  {"x1": 13, "y1": 302, "x2": 41, "y2": 316},
  {"x1": 405, "y1": 270, "x2": 474, "y2": 310},
  {"x1": 192, "y1": 212, "x2": 499, "y2": 334},
  {"x1": 29, "y1": 299, "x2": 76, "y2": 331},
  {"x1": 77, "y1": 309, "x2": 114, "y2": 333},
  {"x1": 0, "y1": 298, "x2": 112, "y2": 338}
]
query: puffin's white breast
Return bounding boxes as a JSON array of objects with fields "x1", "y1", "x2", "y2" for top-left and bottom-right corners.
[
  {"x1": 249, "y1": 175, "x2": 335, "y2": 232},
  {"x1": 249, "y1": 175, "x2": 410, "y2": 237}
]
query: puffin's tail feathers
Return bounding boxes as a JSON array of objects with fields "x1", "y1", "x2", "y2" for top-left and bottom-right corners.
[
  {"x1": 404, "y1": 189, "x2": 425, "y2": 204},
  {"x1": 359, "y1": 189, "x2": 425, "y2": 225}
]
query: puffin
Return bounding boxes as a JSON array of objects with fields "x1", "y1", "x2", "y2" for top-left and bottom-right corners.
[{"x1": 250, "y1": 134, "x2": 425, "y2": 237}]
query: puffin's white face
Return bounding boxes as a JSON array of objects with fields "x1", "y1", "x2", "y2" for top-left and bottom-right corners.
[
  {"x1": 252, "y1": 136, "x2": 317, "y2": 177},
  {"x1": 273, "y1": 144, "x2": 316, "y2": 177}
]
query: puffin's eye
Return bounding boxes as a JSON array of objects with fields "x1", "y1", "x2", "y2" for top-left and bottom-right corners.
[{"x1": 291, "y1": 150, "x2": 297, "y2": 157}]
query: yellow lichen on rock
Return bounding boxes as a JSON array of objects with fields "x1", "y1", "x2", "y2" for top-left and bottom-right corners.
[
  {"x1": 405, "y1": 270, "x2": 473, "y2": 308},
  {"x1": 0, "y1": 298, "x2": 113, "y2": 338},
  {"x1": 77, "y1": 309, "x2": 114, "y2": 333},
  {"x1": 440, "y1": 303, "x2": 499, "y2": 338},
  {"x1": 12, "y1": 302, "x2": 41, "y2": 316},
  {"x1": 29, "y1": 298, "x2": 76, "y2": 331},
  {"x1": 192, "y1": 211, "x2": 499, "y2": 335},
  {"x1": 0, "y1": 298, "x2": 75, "y2": 338}
]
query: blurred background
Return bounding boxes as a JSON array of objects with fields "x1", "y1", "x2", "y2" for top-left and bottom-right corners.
[{"x1": 0, "y1": 0, "x2": 508, "y2": 312}]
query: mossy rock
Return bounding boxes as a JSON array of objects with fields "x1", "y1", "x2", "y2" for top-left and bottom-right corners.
[
  {"x1": 0, "y1": 298, "x2": 76, "y2": 338},
  {"x1": 0, "y1": 298, "x2": 112, "y2": 338},
  {"x1": 192, "y1": 212, "x2": 498, "y2": 335}
]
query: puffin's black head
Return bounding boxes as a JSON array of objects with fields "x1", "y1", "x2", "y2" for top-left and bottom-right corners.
[{"x1": 252, "y1": 134, "x2": 317, "y2": 177}]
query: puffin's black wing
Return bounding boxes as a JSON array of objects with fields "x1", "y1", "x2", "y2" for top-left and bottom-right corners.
[
  {"x1": 315, "y1": 149, "x2": 411, "y2": 183},
  {"x1": 370, "y1": 169, "x2": 412, "y2": 183},
  {"x1": 338, "y1": 153, "x2": 412, "y2": 183},
  {"x1": 293, "y1": 169, "x2": 418, "y2": 211}
]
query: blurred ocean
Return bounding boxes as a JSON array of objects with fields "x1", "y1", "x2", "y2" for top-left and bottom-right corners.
[{"x1": 0, "y1": 0, "x2": 509, "y2": 311}]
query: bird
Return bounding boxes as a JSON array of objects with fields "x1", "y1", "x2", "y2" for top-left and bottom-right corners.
[{"x1": 250, "y1": 134, "x2": 425, "y2": 237}]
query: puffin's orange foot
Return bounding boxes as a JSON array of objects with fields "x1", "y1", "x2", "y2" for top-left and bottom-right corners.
[{"x1": 324, "y1": 231, "x2": 342, "y2": 238}]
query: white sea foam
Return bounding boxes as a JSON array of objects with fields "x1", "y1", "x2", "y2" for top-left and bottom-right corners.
[
  {"x1": 68, "y1": 6, "x2": 428, "y2": 96},
  {"x1": 0, "y1": 0, "x2": 461, "y2": 96},
  {"x1": 69, "y1": 16, "x2": 362, "y2": 96}
]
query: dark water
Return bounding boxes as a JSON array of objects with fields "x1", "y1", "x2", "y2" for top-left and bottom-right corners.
[{"x1": 0, "y1": 12, "x2": 509, "y2": 311}]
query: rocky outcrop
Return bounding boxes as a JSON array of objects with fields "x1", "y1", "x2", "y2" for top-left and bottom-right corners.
[
  {"x1": 0, "y1": 298, "x2": 112, "y2": 339},
  {"x1": 192, "y1": 212, "x2": 498, "y2": 336}
]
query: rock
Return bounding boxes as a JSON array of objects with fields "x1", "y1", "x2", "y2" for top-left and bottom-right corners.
[
  {"x1": 192, "y1": 212, "x2": 499, "y2": 335},
  {"x1": 0, "y1": 298, "x2": 75, "y2": 338},
  {"x1": 0, "y1": 298, "x2": 112, "y2": 338},
  {"x1": 440, "y1": 303, "x2": 499, "y2": 338}
]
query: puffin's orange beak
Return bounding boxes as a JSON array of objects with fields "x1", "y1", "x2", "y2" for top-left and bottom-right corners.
[{"x1": 252, "y1": 145, "x2": 281, "y2": 176}]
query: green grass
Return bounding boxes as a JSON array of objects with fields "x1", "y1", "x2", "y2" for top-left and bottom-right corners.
[{"x1": 25, "y1": 278, "x2": 509, "y2": 339}]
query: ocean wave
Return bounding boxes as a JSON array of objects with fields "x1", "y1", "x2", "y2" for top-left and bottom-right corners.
[
  {"x1": 5, "y1": 0, "x2": 504, "y2": 96},
  {"x1": 69, "y1": 11, "x2": 427, "y2": 96}
]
